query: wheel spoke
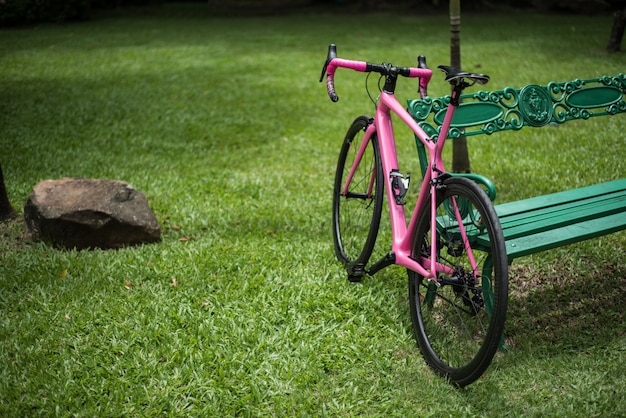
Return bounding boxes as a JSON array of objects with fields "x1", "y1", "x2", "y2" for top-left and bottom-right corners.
[{"x1": 332, "y1": 117, "x2": 383, "y2": 280}]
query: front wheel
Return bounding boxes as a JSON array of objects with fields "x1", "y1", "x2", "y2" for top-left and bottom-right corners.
[
  {"x1": 332, "y1": 116, "x2": 383, "y2": 280},
  {"x1": 408, "y1": 176, "x2": 508, "y2": 387}
]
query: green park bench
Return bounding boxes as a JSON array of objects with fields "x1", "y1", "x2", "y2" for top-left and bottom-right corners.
[{"x1": 407, "y1": 73, "x2": 626, "y2": 263}]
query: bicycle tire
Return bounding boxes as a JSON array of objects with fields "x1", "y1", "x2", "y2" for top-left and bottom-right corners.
[
  {"x1": 407, "y1": 176, "x2": 508, "y2": 387},
  {"x1": 332, "y1": 116, "x2": 383, "y2": 280}
]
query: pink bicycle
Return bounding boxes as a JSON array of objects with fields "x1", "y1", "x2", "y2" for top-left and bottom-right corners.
[{"x1": 320, "y1": 44, "x2": 508, "y2": 387}]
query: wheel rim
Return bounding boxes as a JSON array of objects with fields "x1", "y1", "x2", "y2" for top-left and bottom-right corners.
[{"x1": 409, "y1": 177, "x2": 507, "y2": 386}]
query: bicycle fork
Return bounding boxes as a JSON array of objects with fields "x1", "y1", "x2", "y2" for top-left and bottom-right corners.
[{"x1": 424, "y1": 163, "x2": 480, "y2": 286}]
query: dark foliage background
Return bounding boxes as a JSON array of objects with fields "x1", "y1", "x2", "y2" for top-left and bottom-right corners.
[
  {"x1": 0, "y1": 0, "x2": 173, "y2": 25},
  {"x1": 1, "y1": 0, "x2": 624, "y2": 26}
]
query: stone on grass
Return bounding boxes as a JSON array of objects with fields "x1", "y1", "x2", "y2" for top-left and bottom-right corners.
[{"x1": 24, "y1": 178, "x2": 161, "y2": 250}]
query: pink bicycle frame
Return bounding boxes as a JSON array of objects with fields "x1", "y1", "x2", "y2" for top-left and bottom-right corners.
[{"x1": 345, "y1": 80, "x2": 477, "y2": 282}]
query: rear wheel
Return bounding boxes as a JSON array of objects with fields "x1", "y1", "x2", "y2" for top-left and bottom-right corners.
[
  {"x1": 408, "y1": 176, "x2": 508, "y2": 386},
  {"x1": 332, "y1": 116, "x2": 383, "y2": 281}
]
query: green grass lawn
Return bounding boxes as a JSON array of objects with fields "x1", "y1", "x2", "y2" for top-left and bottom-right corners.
[{"x1": 1, "y1": 3, "x2": 625, "y2": 416}]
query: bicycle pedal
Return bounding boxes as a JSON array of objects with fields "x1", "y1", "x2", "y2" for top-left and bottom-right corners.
[
  {"x1": 347, "y1": 274, "x2": 363, "y2": 283},
  {"x1": 345, "y1": 262, "x2": 366, "y2": 283}
]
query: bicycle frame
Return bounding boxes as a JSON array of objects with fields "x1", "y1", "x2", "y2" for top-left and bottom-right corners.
[{"x1": 346, "y1": 86, "x2": 477, "y2": 282}]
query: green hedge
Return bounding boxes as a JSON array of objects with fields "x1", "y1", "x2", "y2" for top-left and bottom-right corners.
[
  {"x1": 1, "y1": 0, "x2": 616, "y2": 26},
  {"x1": 0, "y1": 0, "x2": 167, "y2": 25},
  {"x1": 0, "y1": 0, "x2": 93, "y2": 25}
]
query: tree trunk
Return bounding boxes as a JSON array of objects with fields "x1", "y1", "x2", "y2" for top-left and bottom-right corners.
[
  {"x1": 607, "y1": 8, "x2": 626, "y2": 53},
  {"x1": 450, "y1": 0, "x2": 471, "y2": 173},
  {"x1": 0, "y1": 163, "x2": 16, "y2": 221}
]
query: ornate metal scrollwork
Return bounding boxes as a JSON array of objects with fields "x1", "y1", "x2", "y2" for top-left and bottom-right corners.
[{"x1": 407, "y1": 73, "x2": 625, "y2": 140}]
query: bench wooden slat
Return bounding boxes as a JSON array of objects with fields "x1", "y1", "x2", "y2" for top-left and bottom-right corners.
[
  {"x1": 472, "y1": 179, "x2": 626, "y2": 260},
  {"x1": 499, "y1": 192, "x2": 624, "y2": 229},
  {"x1": 493, "y1": 179, "x2": 626, "y2": 217},
  {"x1": 498, "y1": 191, "x2": 626, "y2": 239},
  {"x1": 502, "y1": 212, "x2": 626, "y2": 259}
]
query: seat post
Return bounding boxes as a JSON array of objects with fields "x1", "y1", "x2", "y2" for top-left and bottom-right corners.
[{"x1": 450, "y1": 81, "x2": 468, "y2": 106}]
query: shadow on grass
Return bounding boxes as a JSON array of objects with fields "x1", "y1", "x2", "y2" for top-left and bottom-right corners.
[
  {"x1": 385, "y1": 250, "x2": 626, "y2": 357},
  {"x1": 385, "y1": 246, "x2": 626, "y2": 394},
  {"x1": 505, "y1": 255, "x2": 626, "y2": 354}
]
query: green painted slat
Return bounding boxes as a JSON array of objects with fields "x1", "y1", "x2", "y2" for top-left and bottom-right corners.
[
  {"x1": 494, "y1": 179, "x2": 626, "y2": 217},
  {"x1": 500, "y1": 195, "x2": 626, "y2": 240},
  {"x1": 471, "y1": 180, "x2": 626, "y2": 259},
  {"x1": 498, "y1": 192, "x2": 626, "y2": 235},
  {"x1": 504, "y1": 212, "x2": 626, "y2": 259},
  {"x1": 444, "y1": 192, "x2": 626, "y2": 248},
  {"x1": 474, "y1": 212, "x2": 626, "y2": 260},
  {"x1": 499, "y1": 193, "x2": 622, "y2": 226}
]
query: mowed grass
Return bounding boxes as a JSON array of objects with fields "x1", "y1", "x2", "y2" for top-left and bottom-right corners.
[{"x1": 1, "y1": 3, "x2": 625, "y2": 416}]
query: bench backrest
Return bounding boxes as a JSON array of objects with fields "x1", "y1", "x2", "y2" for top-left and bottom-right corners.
[{"x1": 407, "y1": 74, "x2": 626, "y2": 177}]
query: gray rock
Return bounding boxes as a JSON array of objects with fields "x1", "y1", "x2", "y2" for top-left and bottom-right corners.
[{"x1": 24, "y1": 178, "x2": 161, "y2": 250}]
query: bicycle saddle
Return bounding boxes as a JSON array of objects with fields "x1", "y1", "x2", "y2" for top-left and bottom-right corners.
[{"x1": 438, "y1": 65, "x2": 490, "y2": 85}]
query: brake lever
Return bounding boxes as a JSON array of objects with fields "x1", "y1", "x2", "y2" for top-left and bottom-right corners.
[{"x1": 319, "y1": 44, "x2": 338, "y2": 83}]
